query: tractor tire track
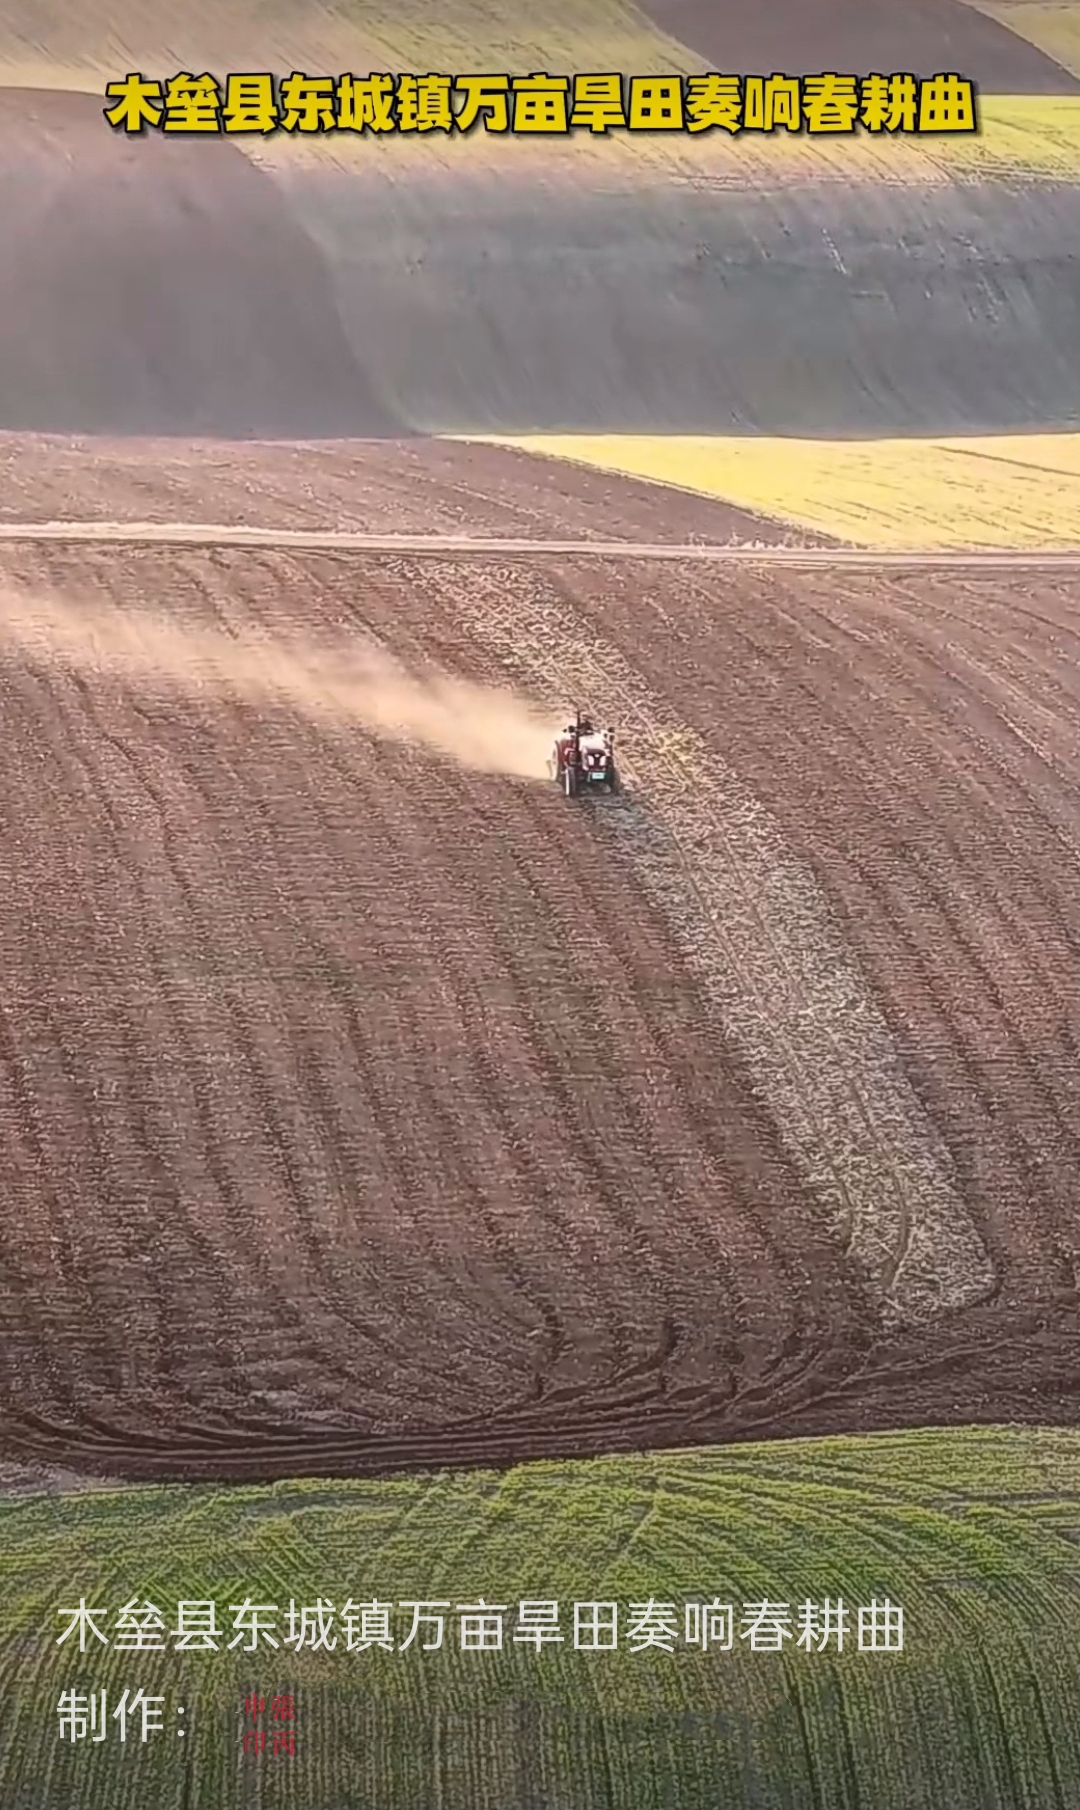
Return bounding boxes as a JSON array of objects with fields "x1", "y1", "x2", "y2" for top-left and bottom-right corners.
[
  {"x1": 0, "y1": 543, "x2": 827, "y2": 1475},
  {"x1": 2, "y1": 534, "x2": 1080, "y2": 1477}
]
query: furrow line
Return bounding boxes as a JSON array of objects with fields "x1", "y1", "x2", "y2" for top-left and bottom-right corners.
[{"x1": 450, "y1": 565, "x2": 994, "y2": 1325}]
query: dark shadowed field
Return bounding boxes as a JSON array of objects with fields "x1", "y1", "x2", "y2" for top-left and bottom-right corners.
[
  {"x1": 286, "y1": 172, "x2": 1080, "y2": 433},
  {"x1": 0, "y1": 89, "x2": 398, "y2": 437},
  {"x1": 643, "y1": 0, "x2": 1080, "y2": 90},
  {"x1": 5, "y1": 73, "x2": 1080, "y2": 438}
]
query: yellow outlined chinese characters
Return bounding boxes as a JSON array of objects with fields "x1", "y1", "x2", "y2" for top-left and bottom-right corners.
[{"x1": 102, "y1": 71, "x2": 980, "y2": 137}]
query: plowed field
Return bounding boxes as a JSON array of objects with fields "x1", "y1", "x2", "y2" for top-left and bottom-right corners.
[
  {"x1": 0, "y1": 432, "x2": 813, "y2": 543},
  {"x1": 2, "y1": 476, "x2": 1079, "y2": 1482}
]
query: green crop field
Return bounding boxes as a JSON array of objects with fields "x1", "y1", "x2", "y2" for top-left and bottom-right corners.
[{"x1": 5, "y1": 1426, "x2": 1080, "y2": 1808}]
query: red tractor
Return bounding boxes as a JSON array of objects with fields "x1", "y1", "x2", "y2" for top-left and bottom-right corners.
[{"x1": 548, "y1": 711, "x2": 619, "y2": 797}]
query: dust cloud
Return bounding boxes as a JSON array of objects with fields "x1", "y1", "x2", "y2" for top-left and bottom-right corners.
[{"x1": 0, "y1": 589, "x2": 559, "y2": 780}]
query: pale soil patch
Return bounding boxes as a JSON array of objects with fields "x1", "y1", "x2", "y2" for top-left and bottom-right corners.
[{"x1": 427, "y1": 559, "x2": 995, "y2": 1325}]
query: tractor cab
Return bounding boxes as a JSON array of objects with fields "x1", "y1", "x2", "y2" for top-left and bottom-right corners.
[{"x1": 549, "y1": 712, "x2": 619, "y2": 797}]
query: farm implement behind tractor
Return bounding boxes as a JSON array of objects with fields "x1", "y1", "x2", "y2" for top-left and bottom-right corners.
[{"x1": 549, "y1": 711, "x2": 619, "y2": 797}]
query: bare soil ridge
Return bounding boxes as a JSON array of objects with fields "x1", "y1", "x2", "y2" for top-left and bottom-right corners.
[
  {"x1": 4, "y1": 525, "x2": 1080, "y2": 565},
  {"x1": 3, "y1": 434, "x2": 1080, "y2": 559},
  {"x1": 0, "y1": 435, "x2": 805, "y2": 544}
]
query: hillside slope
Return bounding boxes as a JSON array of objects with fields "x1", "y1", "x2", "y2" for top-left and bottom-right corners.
[
  {"x1": 0, "y1": 89, "x2": 397, "y2": 436},
  {"x1": 3, "y1": 6, "x2": 1080, "y2": 433}
]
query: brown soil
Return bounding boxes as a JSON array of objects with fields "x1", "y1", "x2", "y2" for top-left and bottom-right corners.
[
  {"x1": 645, "y1": 0, "x2": 1080, "y2": 92},
  {"x1": 1, "y1": 455, "x2": 1078, "y2": 1480},
  {"x1": 0, "y1": 89, "x2": 397, "y2": 436},
  {"x1": 0, "y1": 433, "x2": 828, "y2": 543}
]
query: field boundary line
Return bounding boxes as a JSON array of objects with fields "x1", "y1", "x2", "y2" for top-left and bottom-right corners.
[{"x1": 0, "y1": 522, "x2": 1079, "y2": 565}]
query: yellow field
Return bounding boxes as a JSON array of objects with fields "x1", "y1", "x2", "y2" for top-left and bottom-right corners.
[
  {"x1": 468, "y1": 432, "x2": 1080, "y2": 547},
  {"x1": 955, "y1": 93, "x2": 1080, "y2": 172}
]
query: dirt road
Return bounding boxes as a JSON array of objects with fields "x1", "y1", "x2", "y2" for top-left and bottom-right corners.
[{"x1": 1, "y1": 522, "x2": 1079, "y2": 563}]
